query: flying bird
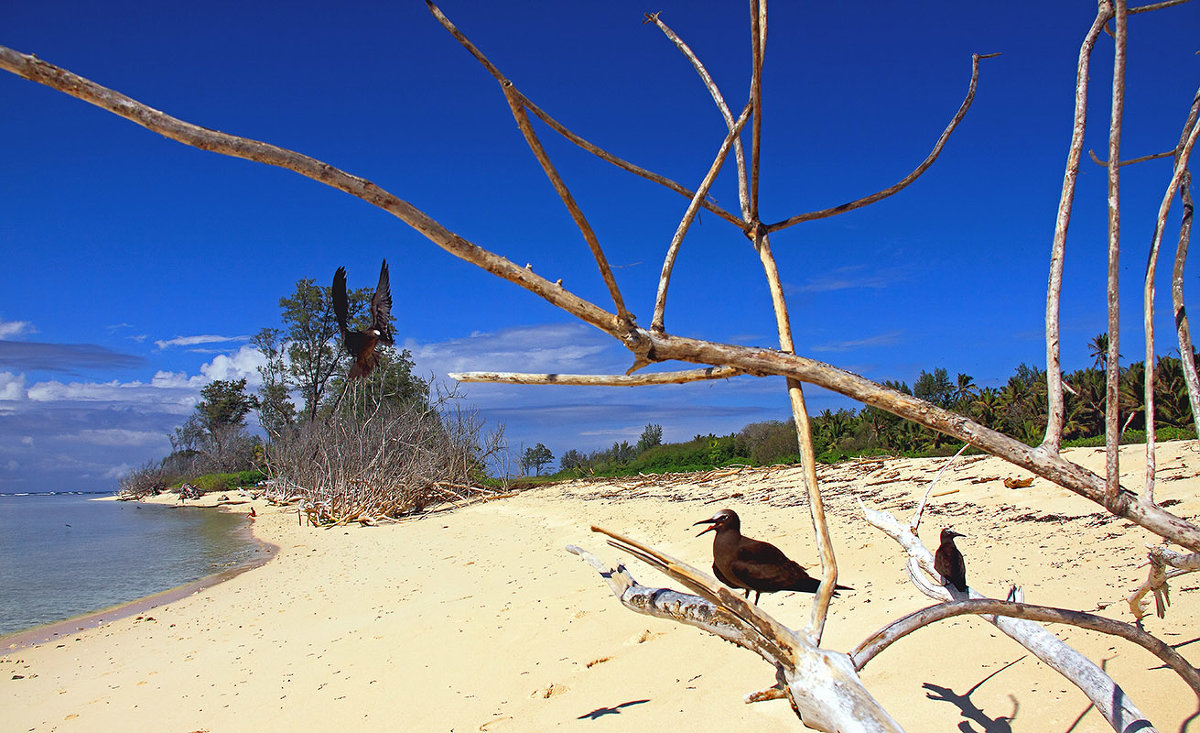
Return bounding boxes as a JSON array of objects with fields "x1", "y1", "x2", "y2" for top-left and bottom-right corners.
[
  {"x1": 693, "y1": 508, "x2": 851, "y2": 604},
  {"x1": 934, "y1": 528, "x2": 967, "y2": 593},
  {"x1": 333, "y1": 260, "x2": 395, "y2": 379}
]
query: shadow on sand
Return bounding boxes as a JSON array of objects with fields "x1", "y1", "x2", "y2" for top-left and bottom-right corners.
[
  {"x1": 922, "y1": 655, "x2": 1024, "y2": 733},
  {"x1": 577, "y1": 699, "x2": 651, "y2": 720}
]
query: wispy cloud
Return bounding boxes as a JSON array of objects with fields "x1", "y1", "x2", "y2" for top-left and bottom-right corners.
[
  {"x1": 810, "y1": 331, "x2": 903, "y2": 353},
  {"x1": 155, "y1": 334, "x2": 249, "y2": 350},
  {"x1": 0, "y1": 342, "x2": 145, "y2": 373},
  {"x1": 406, "y1": 323, "x2": 623, "y2": 377},
  {"x1": 789, "y1": 265, "x2": 909, "y2": 294},
  {"x1": 0, "y1": 319, "x2": 35, "y2": 339}
]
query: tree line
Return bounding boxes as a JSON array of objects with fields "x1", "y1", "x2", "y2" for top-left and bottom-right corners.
[{"x1": 545, "y1": 335, "x2": 1198, "y2": 479}]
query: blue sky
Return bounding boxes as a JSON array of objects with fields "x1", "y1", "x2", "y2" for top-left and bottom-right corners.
[{"x1": 1, "y1": 2, "x2": 1197, "y2": 491}]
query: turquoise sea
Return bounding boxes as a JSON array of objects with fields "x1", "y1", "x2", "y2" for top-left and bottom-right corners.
[{"x1": 0, "y1": 491, "x2": 261, "y2": 638}]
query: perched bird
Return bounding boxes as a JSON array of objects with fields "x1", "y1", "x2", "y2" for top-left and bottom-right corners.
[
  {"x1": 934, "y1": 528, "x2": 967, "y2": 593},
  {"x1": 693, "y1": 509, "x2": 851, "y2": 604},
  {"x1": 333, "y1": 260, "x2": 395, "y2": 379}
]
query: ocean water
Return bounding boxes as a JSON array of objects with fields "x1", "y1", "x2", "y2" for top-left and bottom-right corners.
[{"x1": 0, "y1": 492, "x2": 260, "y2": 638}]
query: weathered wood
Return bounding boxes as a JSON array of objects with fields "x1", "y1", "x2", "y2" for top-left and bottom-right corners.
[
  {"x1": 449, "y1": 366, "x2": 745, "y2": 386},
  {"x1": 862, "y1": 501, "x2": 1156, "y2": 732}
]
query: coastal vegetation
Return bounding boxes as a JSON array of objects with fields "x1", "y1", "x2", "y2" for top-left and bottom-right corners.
[{"x1": 549, "y1": 344, "x2": 1199, "y2": 480}]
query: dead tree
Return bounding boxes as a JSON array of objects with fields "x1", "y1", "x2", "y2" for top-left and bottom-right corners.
[{"x1": 1, "y1": 1, "x2": 1198, "y2": 729}]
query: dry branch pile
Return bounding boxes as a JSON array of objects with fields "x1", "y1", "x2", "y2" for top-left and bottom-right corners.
[{"x1": 263, "y1": 392, "x2": 505, "y2": 526}]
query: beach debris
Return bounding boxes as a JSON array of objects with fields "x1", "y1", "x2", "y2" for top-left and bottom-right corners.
[{"x1": 1004, "y1": 477, "x2": 1034, "y2": 489}]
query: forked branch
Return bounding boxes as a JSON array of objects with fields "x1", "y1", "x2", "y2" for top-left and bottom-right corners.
[
  {"x1": 862, "y1": 501, "x2": 1156, "y2": 732},
  {"x1": 851, "y1": 598, "x2": 1200, "y2": 697},
  {"x1": 570, "y1": 530, "x2": 905, "y2": 733},
  {"x1": 766, "y1": 53, "x2": 997, "y2": 233}
]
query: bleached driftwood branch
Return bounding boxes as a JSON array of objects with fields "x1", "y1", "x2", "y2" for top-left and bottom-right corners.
[
  {"x1": 1141, "y1": 86, "x2": 1200, "y2": 502},
  {"x1": 862, "y1": 501, "x2": 1156, "y2": 732},
  {"x1": 1043, "y1": 3, "x2": 1113, "y2": 453},
  {"x1": 449, "y1": 366, "x2": 746, "y2": 386},
  {"x1": 850, "y1": 597, "x2": 1200, "y2": 697},
  {"x1": 568, "y1": 528, "x2": 905, "y2": 733},
  {"x1": 766, "y1": 52, "x2": 996, "y2": 233},
  {"x1": 1129, "y1": 545, "x2": 1200, "y2": 620}
]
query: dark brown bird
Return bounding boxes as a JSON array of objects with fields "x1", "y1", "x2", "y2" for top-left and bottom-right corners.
[
  {"x1": 333, "y1": 260, "x2": 394, "y2": 379},
  {"x1": 934, "y1": 528, "x2": 967, "y2": 593},
  {"x1": 693, "y1": 509, "x2": 851, "y2": 604}
]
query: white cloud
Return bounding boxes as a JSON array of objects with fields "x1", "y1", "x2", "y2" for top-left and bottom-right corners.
[
  {"x1": 811, "y1": 331, "x2": 903, "y2": 353},
  {"x1": 20, "y1": 436, "x2": 33, "y2": 447},
  {"x1": 406, "y1": 323, "x2": 620, "y2": 377},
  {"x1": 74, "y1": 429, "x2": 171, "y2": 448},
  {"x1": 103, "y1": 463, "x2": 133, "y2": 480},
  {"x1": 200, "y1": 344, "x2": 266, "y2": 386},
  {"x1": 789, "y1": 265, "x2": 909, "y2": 294},
  {"x1": 155, "y1": 334, "x2": 249, "y2": 350},
  {"x1": 0, "y1": 319, "x2": 35, "y2": 339},
  {"x1": 0, "y1": 371, "x2": 27, "y2": 400}
]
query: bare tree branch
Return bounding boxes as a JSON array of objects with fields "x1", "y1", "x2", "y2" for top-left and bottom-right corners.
[
  {"x1": 1129, "y1": 0, "x2": 1196, "y2": 13},
  {"x1": 572, "y1": 531, "x2": 907, "y2": 732},
  {"x1": 1105, "y1": 0, "x2": 1129, "y2": 509},
  {"x1": 862, "y1": 501, "x2": 1157, "y2": 732},
  {"x1": 850, "y1": 598, "x2": 1200, "y2": 697},
  {"x1": 448, "y1": 365, "x2": 746, "y2": 386},
  {"x1": 425, "y1": 2, "x2": 744, "y2": 229},
  {"x1": 499, "y1": 85, "x2": 633, "y2": 324},
  {"x1": 1043, "y1": 5, "x2": 1115, "y2": 453},
  {"x1": 644, "y1": 12, "x2": 750, "y2": 219},
  {"x1": 748, "y1": 0, "x2": 767, "y2": 221},
  {"x1": 1130, "y1": 544, "x2": 1200, "y2": 620},
  {"x1": 1171, "y1": 92, "x2": 1200, "y2": 438},
  {"x1": 1143, "y1": 90, "x2": 1200, "y2": 501},
  {"x1": 653, "y1": 104, "x2": 753, "y2": 332},
  {"x1": 766, "y1": 53, "x2": 996, "y2": 234},
  {"x1": 1087, "y1": 148, "x2": 1175, "y2": 166}
]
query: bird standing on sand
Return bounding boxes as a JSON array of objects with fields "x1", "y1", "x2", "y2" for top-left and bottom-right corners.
[
  {"x1": 693, "y1": 509, "x2": 851, "y2": 604},
  {"x1": 333, "y1": 260, "x2": 395, "y2": 379},
  {"x1": 934, "y1": 528, "x2": 967, "y2": 593}
]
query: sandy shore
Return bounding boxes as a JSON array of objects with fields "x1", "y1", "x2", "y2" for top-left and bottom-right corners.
[{"x1": 4, "y1": 442, "x2": 1199, "y2": 731}]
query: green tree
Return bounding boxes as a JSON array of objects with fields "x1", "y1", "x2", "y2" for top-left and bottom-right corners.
[
  {"x1": 914, "y1": 367, "x2": 954, "y2": 408},
  {"x1": 559, "y1": 448, "x2": 587, "y2": 472},
  {"x1": 196, "y1": 378, "x2": 259, "y2": 432},
  {"x1": 522, "y1": 443, "x2": 554, "y2": 475},
  {"x1": 280, "y1": 278, "x2": 341, "y2": 422},
  {"x1": 636, "y1": 423, "x2": 664, "y2": 453},
  {"x1": 252, "y1": 328, "x2": 296, "y2": 438}
]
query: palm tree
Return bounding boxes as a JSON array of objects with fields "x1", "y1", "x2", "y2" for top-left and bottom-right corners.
[
  {"x1": 1088, "y1": 332, "x2": 1121, "y2": 369},
  {"x1": 953, "y1": 373, "x2": 977, "y2": 404}
]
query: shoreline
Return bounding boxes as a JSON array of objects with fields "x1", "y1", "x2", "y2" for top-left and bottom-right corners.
[
  {"x1": 4, "y1": 443, "x2": 1199, "y2": 731},
  {"x1": 0, "y1": 495, "x2": 276, "y2": 654}
]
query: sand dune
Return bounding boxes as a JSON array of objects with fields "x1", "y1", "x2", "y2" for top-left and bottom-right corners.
[{"x1": 4, "y1": 442, "x2": 1199, "y2": 731}]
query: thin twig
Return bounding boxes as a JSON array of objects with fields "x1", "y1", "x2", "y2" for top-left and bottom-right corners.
[
  {"x1": 645, "y1": 12, "x2": 750, "y2": 219},
  {"x1": 427, "y1": 2, "x2": 744, "y2": 229},
  {"x1": 910, "y1": 444, "x2": 969, "y2": 533},
  {"x1": 1087, "y1": 148, "x2": 1174, "y2": 167},
  {"x1": 500, "y1": 85, "x2": 632, "y2": 324},
  {"x1": 766, "y1": 53, "x2": 996, "y2": 233},
  {"x1": 653, "y1": 103, "x2": 752, "y2": 332}
]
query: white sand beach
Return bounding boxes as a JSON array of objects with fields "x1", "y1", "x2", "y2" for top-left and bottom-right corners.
[{"x1": 3, "y1": 442, "x2": 1199, "y2": 732}]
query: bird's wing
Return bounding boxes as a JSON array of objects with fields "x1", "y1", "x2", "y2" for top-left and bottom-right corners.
[
  {"x1": 371, "y1": 260, "x2": 394, "y2": 343},
  {"x1": 730, "y1": 538, "x2": 806, "y2": 589},
  {"x1": 332, "y1": 267, "x2": 350, "y2": 335}
]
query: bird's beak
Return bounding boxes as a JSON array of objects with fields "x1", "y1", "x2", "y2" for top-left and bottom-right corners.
[
  {"x1": 950, "y1": 531, "x2": 966, "y2": 539},
  {"x1": 693, "y1": 518, "x2": 718, "y2": 537}
]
